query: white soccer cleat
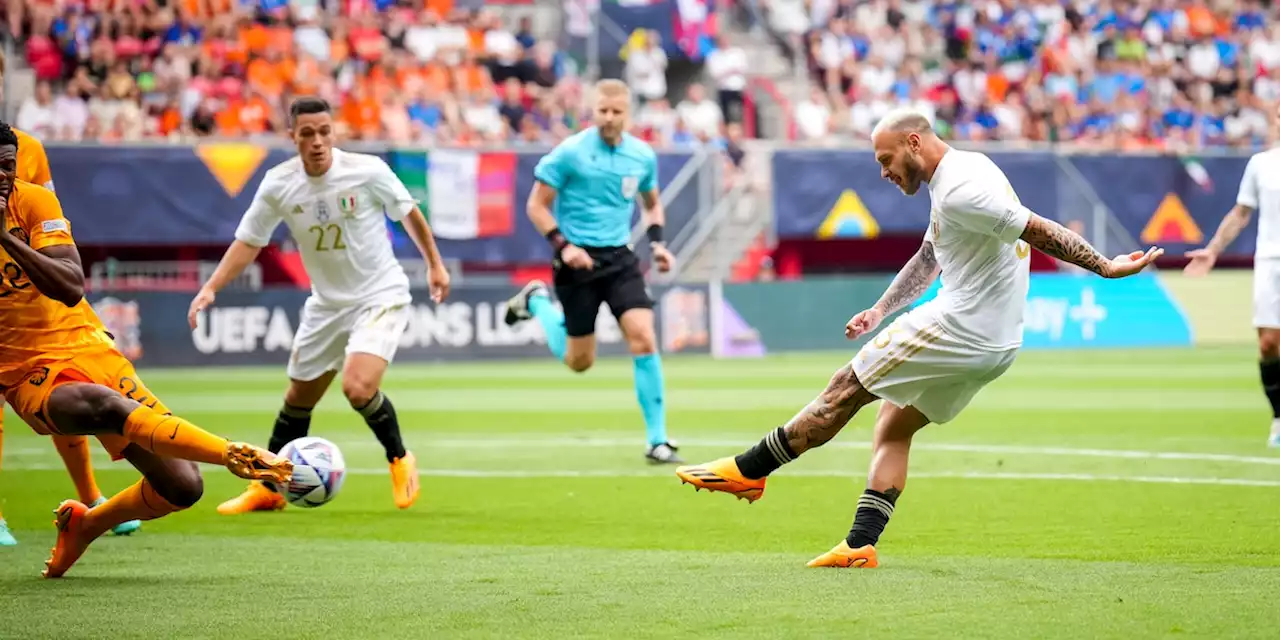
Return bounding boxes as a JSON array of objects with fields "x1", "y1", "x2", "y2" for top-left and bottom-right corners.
[
  {"x1": 504, "y1": 280, "x2": 548, "y2": 326},
  {"x1": 1270, "y1": 418, "x2": 1280, "y2": 448}
]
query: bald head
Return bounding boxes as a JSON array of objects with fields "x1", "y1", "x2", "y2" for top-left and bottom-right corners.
[
  {"x1": 871, "y1": 109, "x2": 942, "y2": 197},
  {"x1": 870, "y1": 109, "x2": 935, "y2": 142}
]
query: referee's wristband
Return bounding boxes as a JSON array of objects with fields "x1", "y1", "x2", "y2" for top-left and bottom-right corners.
[
  {"x1": 545, "y1": 228, "x2": 569, "y2": 257},
  {"x1": 646, "y1": 224, "x2": 664, "y2": 244}
]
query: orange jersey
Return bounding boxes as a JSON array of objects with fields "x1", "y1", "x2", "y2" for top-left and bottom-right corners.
[
  {"x1": 0, "y1": 180, "x2": 112, "y2": 388},
  {"x1": 14, "y1": 129, "x2": 54, "y2": 191}
]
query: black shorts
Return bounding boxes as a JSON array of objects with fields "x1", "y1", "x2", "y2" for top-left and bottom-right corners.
[{"x1": 554, "y1": 246, "x2": 654, "y2": 338}]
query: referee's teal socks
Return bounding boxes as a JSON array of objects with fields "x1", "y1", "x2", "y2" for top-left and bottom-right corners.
[
  {"x1": 634, "y1": 353, "x2": 668, "y2": 446},
  {"x1": 529, "y1": 293, "x2": 567, "y2": 361}
]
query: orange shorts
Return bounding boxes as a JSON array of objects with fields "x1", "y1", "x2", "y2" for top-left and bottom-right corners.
[{"x1": 3, "y1": 349, "x2": 170, "y2": 461}]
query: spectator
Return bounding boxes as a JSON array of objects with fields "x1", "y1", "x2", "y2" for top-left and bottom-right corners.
[
  {"x1": 676, "y1": 83, "x2": 723, "y2": 139},
  {"x1": 794, "y1": 87, "x2": 832, "y2": 140},
  {"x1": 52, "y1": 82, "x2": 90, "y2": 141},
  {"x1": 625, "y1": 30, "x2": 668, "y2": 104},
  {"x1": 704, "y1": 34, "x2": 748, "y2": 124},
  {"x1": 16, "y1": 81, "x2": 57, "y2": 139}
]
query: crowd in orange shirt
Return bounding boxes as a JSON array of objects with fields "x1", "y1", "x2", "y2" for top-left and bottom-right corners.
[{"x1": 9, "y1": 0, "x2": 589, "y2": 145}]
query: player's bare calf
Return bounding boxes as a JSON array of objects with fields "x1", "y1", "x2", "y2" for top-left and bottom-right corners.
[{"x1": 676, "y1": 363, "x2": 876, "y2": 499}]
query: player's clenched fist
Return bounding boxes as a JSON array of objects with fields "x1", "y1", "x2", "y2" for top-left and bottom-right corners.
[
  {"x1": 188, "y1": 287, "x2": 215, "y2": 330},
  {"x1": 428, "y1": 265, "x2": 451, "y2": 303},
  {"x1": 651, "y1": 243, "x2": 675, "y2": 273},
  {"x1": 845, "y1": 307, "x2": 885, "y2": 340},
  {"x1": 560, "y1": 244, "x2": 594, "y2": 270}
]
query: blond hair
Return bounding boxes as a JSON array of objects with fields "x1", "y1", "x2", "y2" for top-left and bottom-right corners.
[{"x1": 595, "y1": 79, "x2": 631, "y2": 100}]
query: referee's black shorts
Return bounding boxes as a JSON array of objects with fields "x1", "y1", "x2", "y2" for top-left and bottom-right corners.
[{"x1": 553, "y1": 245, "x2": 654, "y2": 338}]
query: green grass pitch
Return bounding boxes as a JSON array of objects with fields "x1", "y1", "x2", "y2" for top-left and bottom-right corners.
[{"x1": 1, "y1": 347, "x2": 1279, "y2": 638}]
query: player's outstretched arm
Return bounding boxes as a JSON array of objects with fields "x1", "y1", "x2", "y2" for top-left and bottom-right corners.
[
  {"x1": 188, "y1": 240, "x2": 262, "y2": 328},
  {"x1": 1185, "y1": 204, "x2": 1254, "y2": 276},
  {"x1": 1020, "y1": 213, "x2": 1163, "y2": 278}
]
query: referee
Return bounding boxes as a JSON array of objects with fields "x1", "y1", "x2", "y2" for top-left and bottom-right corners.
[{"x1": 504, "y1": 79, "x2": 681, "y2": 464}]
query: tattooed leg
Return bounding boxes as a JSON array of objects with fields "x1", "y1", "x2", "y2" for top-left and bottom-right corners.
[
  {"x1": 783, "y1": 363, "x2": 878, "y2": 455},
  {"x1": 847, "y1": 401, "x2": 931, "y2": 549},
  {"x1": 733, "y1": 364, "x2": 877, "y2": 479}
]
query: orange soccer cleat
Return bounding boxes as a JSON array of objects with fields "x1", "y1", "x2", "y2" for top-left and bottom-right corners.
[
  {"x1": 389, "y1": 451, "x2": 420, "y2": 510},
  {"x1": 42, "y1": 500, "x2": 94, "y2": 578},
  {"x1": 223, "y1": 443, "x2": 293, "y2": 484},
  {"x1": 674, "y1": 457, "x2": 767, "y2": 503},
  {"x1": 216, "y1": 481, "x2": 287, "y2": 515},
  {"x1": 806, "y1": 540, "x2": 879, "y2": 568}
]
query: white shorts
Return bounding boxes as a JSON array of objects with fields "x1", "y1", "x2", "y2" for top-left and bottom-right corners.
[
  {"x1": 851, "y1": 311, "x2": 1017, "y2": 424},
  {"x1": 1255, "y1": 259, "x2": 1280, "y2": 329},
  {"x1": 288, "y1": 298, "x2": 412, "y2": 381}
]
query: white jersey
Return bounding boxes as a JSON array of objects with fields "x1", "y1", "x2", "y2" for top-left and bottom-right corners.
[
  {"x1": 921, "y1": 148, "x2": 1033, "y2": 350},
  {"x1": 235, "y1": 148, "x2": 416, "y2": 307},
  {"x1": 1236, "y1": 148, "x2": 1280, "y2": 261}
]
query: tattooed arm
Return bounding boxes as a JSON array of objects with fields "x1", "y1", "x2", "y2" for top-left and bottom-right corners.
[
  {"x1": 1019, "y1": 214, "x2": 1119, "y2": 277},
  {"x1": 873, "y1": 240, "x2": 940, "y2": 315}
]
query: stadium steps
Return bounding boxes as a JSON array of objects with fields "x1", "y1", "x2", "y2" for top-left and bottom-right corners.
[{"x1": 676, "y1": 177, "x2": 768, "y2": 283}]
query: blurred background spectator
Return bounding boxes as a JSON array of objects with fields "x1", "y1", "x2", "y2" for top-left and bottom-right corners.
[{"x1": 0, "y1": 0, "x2": 1276, "y2": 152}]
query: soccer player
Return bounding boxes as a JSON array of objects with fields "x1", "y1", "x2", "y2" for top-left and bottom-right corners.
[
  {"x1": 501, "y1": 79, "x2": 681, "y2": 464},
  {"x1": 1185, "y1": 142, "x2": 1280, "y2": 447},
  {"x1": 0, "y1": 51, "x2": 141, "y2": 546},
  {"x1": 0, "y1": 121, "x2": 290, "y2": 577},
  {"x1": 675, "y1": 111, "x2": 1163, "y2": 567},
  {"x1": 192, "y1": 97, "x2": 450, "y2": 514}
]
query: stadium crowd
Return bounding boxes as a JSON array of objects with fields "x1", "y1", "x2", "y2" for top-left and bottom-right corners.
[
  {"x1": 4, "y1": 1, "x2": 611, "y2": 146},
  {"x1": 774, "y1": 0, "x2": 1280, "y2": 149},
  {"x1": 4, "y1": 0, "x2": 1279, "y2": 151}
]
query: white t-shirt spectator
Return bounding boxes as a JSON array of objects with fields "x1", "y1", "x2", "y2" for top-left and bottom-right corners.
[
  {"x1": 859, "y1": 63, "x2": 896, "y2": 97},
  {"x1": 705, "y1": 45, "x2": 748, "y2": 92},
  {"x1": 16, "y1": 97, "x2": 56, "y2": 138},
  {"x1": 485, "y1": 28, "x2": 521, "y2": 66},
  {"x1": 769, "y1": 0, "x2": 809, "y2": 35},
  {"x1": 463, "y1": 100, "x2": 504, "y2": 137},
  {"x1": 405, "y1": 25, "x2": 440, "y2": 61},
  {"x1": 1251, "y1": 34, "x2": 1280, "y2": 71},
  {"x1": 849, "y1": 98, "x2": 892, "y2": 136},
  {"x1": 52, "y1": 94, "x2": 88, "y2": 140},
  {"x1": 627, "y1": 46, "x2": 668, "y2": 101},
  {"x1": 795, "y1": 97, "x2": 831, "y2": 140},
  {"x1": 820, "y1": 32, "x2": 854, "y2": 69},
  {"x1": 677, "y1": 98, "x2": 723, "y2": 138},
  {"x1": 295, "y1": 23, "x2": 330, "y2": 61},
  {"x1": 1187, "y1": 41, "x2": 1220, "y2": 79}
]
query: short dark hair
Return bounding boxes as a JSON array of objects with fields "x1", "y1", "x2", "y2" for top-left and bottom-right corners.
[
  {"x1": 0, "y1": 121, "x2": 17, "y2": 150},
  {"x1": 289, "y1": 97, "x2": 332, "y2": 126}
]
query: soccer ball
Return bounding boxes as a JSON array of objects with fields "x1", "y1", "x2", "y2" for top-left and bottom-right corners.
[{"x1": 271, "y1": 437, "x2": 346, "y2": 508}]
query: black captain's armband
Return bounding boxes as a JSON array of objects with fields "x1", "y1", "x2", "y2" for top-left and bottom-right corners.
[
  {"x1": 646, "y1": 224, "x2": 664, "y2": 244},
  {"x1": 545, "y1": 228, "x2": 569, "y2": 257}
]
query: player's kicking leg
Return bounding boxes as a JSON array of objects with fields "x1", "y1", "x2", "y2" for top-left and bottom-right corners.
[
  {"x1": 52, "y1": 435, "x2": 141, "y2": 535},
  {"x1": 676, "y1": 362, "x2": 877, "y2": 501}
]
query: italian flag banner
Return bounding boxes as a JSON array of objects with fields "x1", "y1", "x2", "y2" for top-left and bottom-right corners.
[{"x1": 389, "y1": 149, "x2": 517, "y2": 240}]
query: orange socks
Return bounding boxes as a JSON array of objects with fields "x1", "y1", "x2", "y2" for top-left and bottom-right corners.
[
  {"x1": 122, "y1": 406, "x2": 228, "y2": 466},
  {"x1": 52, "y1": 435, "x2": 102, "y2": 503},
  {"x1": 82, "y1": 478, "x2": 183, "y2": 539}
]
